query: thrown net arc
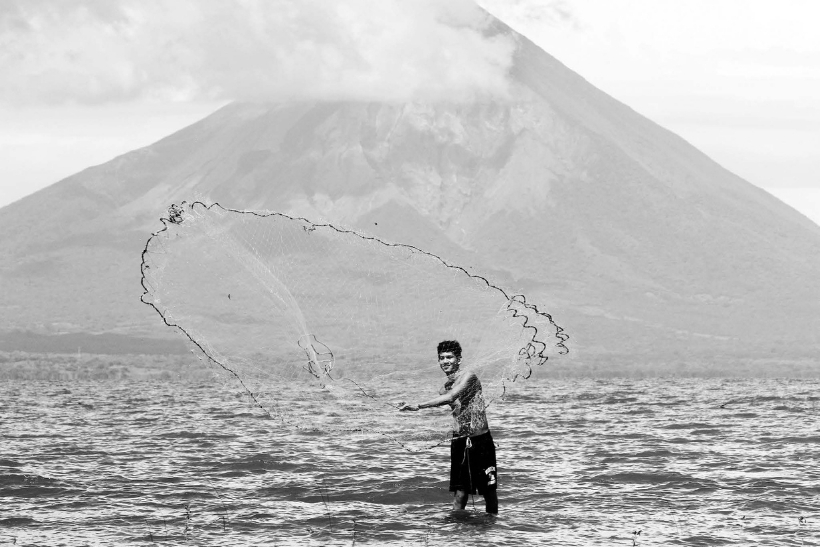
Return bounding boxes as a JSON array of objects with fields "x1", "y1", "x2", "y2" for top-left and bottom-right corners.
[{"x1": 140, "y1": 201, "x2": 568, "y2": 450}]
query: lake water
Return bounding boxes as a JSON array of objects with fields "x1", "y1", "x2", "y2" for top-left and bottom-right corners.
[{"x1": 2, "y1": 376, "x2": 818, "y2": 545}]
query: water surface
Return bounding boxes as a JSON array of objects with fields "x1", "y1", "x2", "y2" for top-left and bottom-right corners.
[{"x1": 2, "y1": 376, "x2": 818, "y2": 545}]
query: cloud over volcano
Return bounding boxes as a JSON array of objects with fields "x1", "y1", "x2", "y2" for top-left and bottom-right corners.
[{"x1": 0, "y1": 0, "x2": 516, "y2": 105}]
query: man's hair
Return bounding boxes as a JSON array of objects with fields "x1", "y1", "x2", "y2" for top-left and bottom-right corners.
[{"x1": 437, "y1": 340, "x2": 462, "y2": 358}]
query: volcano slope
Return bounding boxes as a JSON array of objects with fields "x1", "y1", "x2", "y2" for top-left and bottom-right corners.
[{"x1": 1, "y1": 20, "x2": 818, "y2": 367}]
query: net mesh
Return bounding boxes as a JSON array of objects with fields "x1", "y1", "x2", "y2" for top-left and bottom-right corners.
[{"x1": 140, "y1": 201, "x2": 568, "y2": 450}]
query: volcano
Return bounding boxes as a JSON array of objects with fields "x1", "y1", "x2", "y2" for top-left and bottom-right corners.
[{"x1": 1, "y1": 19, "x2": 818, "y2": 364}]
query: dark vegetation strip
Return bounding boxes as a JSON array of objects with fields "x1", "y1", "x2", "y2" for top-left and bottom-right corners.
[{"x1": 0, "y1": 330, "x2": 189, "y2": 355}]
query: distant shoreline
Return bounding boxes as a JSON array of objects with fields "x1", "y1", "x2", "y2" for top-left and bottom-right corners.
[
  {"x1": 0, "y1": 330, "x2": 189, "y2": 355},
  {"x1": 1, "y1": 350, "x2": 817, "y2": 381},
  {"x1": 0, "y1": 351, "x2": 207, "y2": 381}
]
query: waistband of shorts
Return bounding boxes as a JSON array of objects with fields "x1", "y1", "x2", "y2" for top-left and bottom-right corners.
[{"x1": 451, "y1": 430, "x2": 492, "y2": 442}]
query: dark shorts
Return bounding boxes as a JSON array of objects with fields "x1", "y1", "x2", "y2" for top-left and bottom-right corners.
[{"x1": 449, "y1": 431, "x2": 498, "y2": 495}]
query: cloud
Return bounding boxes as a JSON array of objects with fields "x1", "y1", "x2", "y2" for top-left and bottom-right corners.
[
  {"x1": 0, "y1": 0, "x2": 517, "y2": 105},
  {"x1": 477, "y1": 0, "x2": 579, "y2": 30}
]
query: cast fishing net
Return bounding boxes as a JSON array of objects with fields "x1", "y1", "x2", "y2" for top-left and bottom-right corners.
[{"x1": 141, "y1": 201, "x2": 567, "y2": 450}]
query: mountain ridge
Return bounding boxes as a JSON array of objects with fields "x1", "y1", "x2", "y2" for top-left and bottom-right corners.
[{"x1": 1, "y1": 15, "x2": 818, "y2": 362}]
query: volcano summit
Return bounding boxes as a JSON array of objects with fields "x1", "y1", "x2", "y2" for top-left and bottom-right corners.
[{"x1": 1, "y1": 18, "x2": 818, "y2": 367}]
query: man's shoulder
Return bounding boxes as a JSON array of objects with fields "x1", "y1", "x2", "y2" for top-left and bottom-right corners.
[
  {"x1": 455, "y1": 370, "x2": 479, "y2": 388},
  {"x1": 463, "y1": 370, "x2": 479, "y2": 382}
]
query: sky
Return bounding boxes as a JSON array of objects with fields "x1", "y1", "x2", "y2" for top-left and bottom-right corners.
[{"x1": 1, "y1": 0, "x2": 818, "y2": 224}]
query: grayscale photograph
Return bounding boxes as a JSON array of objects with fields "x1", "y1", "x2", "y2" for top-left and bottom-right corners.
[{"x1": 1, "y1": 1, "x2": 818, "y2": 545}]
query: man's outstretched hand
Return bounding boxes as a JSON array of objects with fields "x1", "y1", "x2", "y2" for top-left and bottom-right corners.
[{"x1": 398, "y1": 403, "x2": 419, "y2": 411}]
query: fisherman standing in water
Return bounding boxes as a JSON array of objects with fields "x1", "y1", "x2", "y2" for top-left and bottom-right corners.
[{"x1": 399, "y1": 340, "x2": 498, "y2": 514}]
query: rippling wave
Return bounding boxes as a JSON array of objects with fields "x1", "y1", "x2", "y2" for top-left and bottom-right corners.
[{"x1": 1, "y1": 377, "x2": 818, "y2": 545}]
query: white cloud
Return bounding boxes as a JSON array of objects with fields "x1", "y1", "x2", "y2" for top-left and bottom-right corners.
[
  {"x1": 0, "y1": 0, "x2": 516, "y2": 105},
  {"x1": 477, "y1": 0, "x2": 577, "y2": 28}
]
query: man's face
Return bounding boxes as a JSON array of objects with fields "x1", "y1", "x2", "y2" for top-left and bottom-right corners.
[{"x1": 438, "y1": 351, "x2": 460, "y2": 376}]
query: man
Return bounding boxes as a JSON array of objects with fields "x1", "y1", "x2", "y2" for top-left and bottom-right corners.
[{"x1": 399, "y1": 340, "x2": 498, "y2": 514}]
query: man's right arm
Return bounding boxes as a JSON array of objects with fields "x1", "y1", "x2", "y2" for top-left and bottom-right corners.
[{"x1": 399, "y1": 373, "x2": 475, "y2": 412}]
